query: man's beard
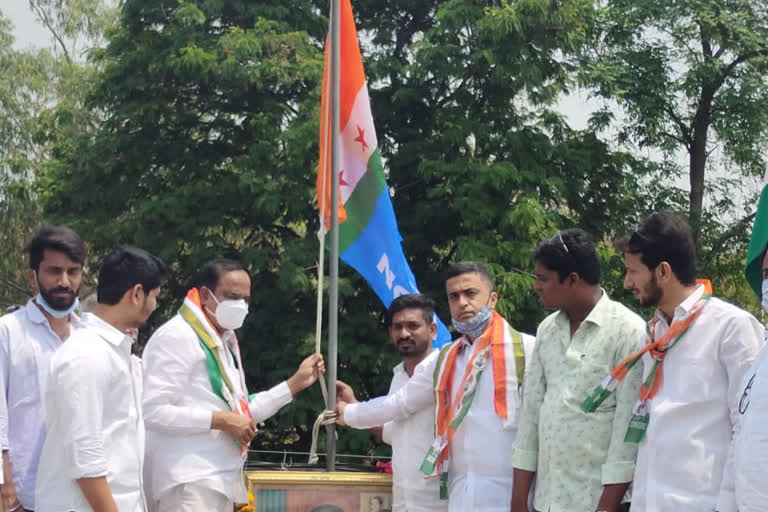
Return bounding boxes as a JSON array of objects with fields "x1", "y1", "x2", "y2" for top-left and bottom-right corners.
[
  {"x1": 638, "y1": 274, "x2": 663, "y2": 307},
  {"x1": 39, "y1": 281, "x2": 79, "y2": 310},
  {"x1": 395, "y1": 337, "x2": 427, "y2": 356}
]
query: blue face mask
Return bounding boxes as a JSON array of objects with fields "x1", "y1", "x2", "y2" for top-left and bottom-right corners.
[
  {"x1": 762, "y1": 279, "x2": 768, "y2": 314},
  {"x1": 36, "y1": 293, "x2": 79, "y2": 319},
  {"x1": 452, "y1": 305, "x2": 493, "y2": 339}
]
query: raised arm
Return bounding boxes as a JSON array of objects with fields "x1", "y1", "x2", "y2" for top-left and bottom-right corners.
[{"x1": 340, "y1": 351, "x2": 438, "y2": 429}]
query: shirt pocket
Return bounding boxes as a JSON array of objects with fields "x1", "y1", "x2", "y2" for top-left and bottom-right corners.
[{"x1": 563, "y1": 361, "x2": 616, "y2": 413}]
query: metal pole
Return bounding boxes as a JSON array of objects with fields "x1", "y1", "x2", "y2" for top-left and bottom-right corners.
[{"x1": 325, "y1": 0, "x2": 341, "y2": 473}]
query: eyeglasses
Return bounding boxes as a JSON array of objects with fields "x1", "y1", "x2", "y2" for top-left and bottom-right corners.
[{"x1": 550, "y1": 231, "x2": 569, "y2": 254}]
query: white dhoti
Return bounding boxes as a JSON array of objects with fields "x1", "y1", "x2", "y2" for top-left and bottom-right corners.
[{"x1": 152, "y1": 483, "x2": 233, "y2": 512}]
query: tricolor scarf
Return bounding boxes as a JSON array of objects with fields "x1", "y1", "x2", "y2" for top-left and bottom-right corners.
[
  {"x1": 179, "y1": 288, "x2": 253, "y2": 454},
  {"x1": 581, "y1": 290, "x2": 712, "y2": 443},
  {"x1": 420, "y1": 311, "x2": 524, "y2": 498}
]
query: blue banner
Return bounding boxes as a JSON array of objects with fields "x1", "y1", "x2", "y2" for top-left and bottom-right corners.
[{"x1": 340, "y1": 189, "x2": 452, "y2": 347}]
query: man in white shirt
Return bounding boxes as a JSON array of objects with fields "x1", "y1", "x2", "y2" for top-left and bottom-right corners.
[
  {"x1": 0, "y1": 226, "x2": 86, "y2": 512},
  {"x1": 35, "y1": 245, "x2": 168, "y2": 512},
  {"x1": 617, "y1": 212, "x2": 763, "y2": 512},
  {"x1": 142, "y1": 259, "x2": 324, "y2": 512},
  {"x1": 336, "y1": 262, "x2": 535, "y2": 512},
  {"x1": 733, "y1": 244, "x2": 768, "y2": 511},
  {"x1": 337, "y1": 293, "x2": 447, "y2": 512}
]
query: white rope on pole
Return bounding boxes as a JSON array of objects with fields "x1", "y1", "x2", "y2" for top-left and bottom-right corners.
[
  {"x1": 308, "y1": 24, "x2": 337, "y2": 465},
  {"x1": 307, "y1": 409, "x2": 337, "y2": 465}
]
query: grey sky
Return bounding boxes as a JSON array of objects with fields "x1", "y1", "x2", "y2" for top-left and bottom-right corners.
[{"x1": 5, "y1": 2, "x2": 50, "y2": 50}]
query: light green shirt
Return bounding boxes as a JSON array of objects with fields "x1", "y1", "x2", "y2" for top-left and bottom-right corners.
[{"x1": 511, "y1": 291, "x2": 646, "y2": 512}]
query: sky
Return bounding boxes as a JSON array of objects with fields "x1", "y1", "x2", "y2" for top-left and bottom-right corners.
[{"x1": 5, "y1": 2, "x2": 51, "y2": 51}]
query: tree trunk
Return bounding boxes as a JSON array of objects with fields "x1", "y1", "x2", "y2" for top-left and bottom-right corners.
[{"x1": 688, "y1": 86, "x2": 714, "y2": 248}]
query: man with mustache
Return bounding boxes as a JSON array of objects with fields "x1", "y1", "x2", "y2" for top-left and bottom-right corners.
[
  {"x1": 611, "y1": 212, "x2": 763, "y2": 512},
  {"x1": 336, "y1": 262, "x2": 535, "y2": 511},
  {"x1": 0, "y1": 226, "x2": 86, "y2": 512},
  {"x1": 337, "y1": 294, "x2": 447, "y2": 512},
  {"x1": 511, "y1": 229, "x2": 645, "y2": 512},
  {"x1": 142, "y1": 259, "x2": 323, "y2": 512}
]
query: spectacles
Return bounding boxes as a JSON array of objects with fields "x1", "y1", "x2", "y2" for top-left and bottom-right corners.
[{"x1": 551, "y1": 231, "x2": 569, "y2": 254}]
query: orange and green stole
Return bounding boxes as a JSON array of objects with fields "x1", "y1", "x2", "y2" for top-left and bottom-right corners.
[
  {"x1": 420, "y1": 311, "x2": 525, "y2": 499},
  {"x1": 582, "y1": 288, "x2": 712, "y2": 442},
  {"x1": 179, "y1": 288, "x2": 253, "y2": 454}
]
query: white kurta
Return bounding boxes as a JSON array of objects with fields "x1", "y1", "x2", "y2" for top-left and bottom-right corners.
[
  {"x1": 382, "y1": 354, "x2": 447, "y2": 512},
  {"x1": 142, "y1": 314, "x2": 292, "y2": 506},
  {"x1": 0, "y1": 301, "x2": 79, "y2": 509},
  {"x1": 734, "y1": 329, "x2": 768, "y2": 512},
  {"x1": 344, "y1": 330, "x2": 535, "y2": 512},
  {"x1": 35, "y1": 313, "x2": 145, "y2": 512},
  {"x1": 631, "y1": 286, "x2": 764, "y2": 512}
]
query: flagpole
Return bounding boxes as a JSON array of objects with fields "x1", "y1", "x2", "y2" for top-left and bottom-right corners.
[{"x1": 326, "y1": 0, "x2": 341, "y2": 473}]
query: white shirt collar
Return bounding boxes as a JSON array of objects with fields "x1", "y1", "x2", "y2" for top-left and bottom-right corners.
[
  {"x1": 654, "y1": 283, "x2": 706, "y2": 326},
  {"x1": 555, "y1": 288, "x2": 610, "y2": 329},
  {"x1": 81, "y1": 312, "x2": 132, "y2": 347},
  {"x1": 24, "y1": 299, "x2": 81, "y2": 327}
]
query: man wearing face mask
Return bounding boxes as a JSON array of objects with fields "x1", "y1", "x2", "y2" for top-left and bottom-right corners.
[
  {"x1": 336, "y1": 262, "x2": 535, "y2": 512},
  {"x1": 142, "y1": 259, "x2": 324, "y2": 512},
  {"x1": 0, "y1": 226, "x2": 86, "y2": 512},
  {"x1": 733, "y1": 210, "x2": 768, "y2": 511}
]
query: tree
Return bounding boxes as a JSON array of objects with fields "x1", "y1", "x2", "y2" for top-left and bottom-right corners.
[
  {"x1": 37, "y1": 0, "x2": 334, "y2": 456},
  {"x1": 580, "y1": 0, "x2": 768, "y2": 246},
  {"x1": 0, "y1": 11, "x2": 56, "y2": 309},
  {"x1": 38, "y1": 0, "x2": 656, "y2": 460},
  {"x1": 28, "y1": 0, "x2": 117, "y2": 63},
  {"x1": 348, "y1": 0, "x2": 655, "y2": 330},
  {"x1": 0, "y1": 1, "x2": 117, "y2": 310}
]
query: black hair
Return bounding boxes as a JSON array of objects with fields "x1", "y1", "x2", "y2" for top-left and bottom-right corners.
[
  {"x1": 25, "y1": 226, "x2": 86, "y2": 271},
  {"x1": 533, "y1": 228, "x2": 601, "y2": 285},
  {"x1": 96, "y1": 246, "x2": 168, "y2": 305},
  {"x1": 197, "y1": 258, "x2": 248, "y2": 291},
  {"x1": 615, "y1": 212, "x2": 696, "y2": 286},
  {"x1": 444, "y1": 261, "x2": 494, "y2": 290},
  {"x1": 387, "y1": 293, "x2": 436, "y2": 326}
]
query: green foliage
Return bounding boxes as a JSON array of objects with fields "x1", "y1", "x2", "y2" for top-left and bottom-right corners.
[
  {"x1": 35, "y1": 0, "x2": 736, "y2": 463},
  {"x1": 0, "y1": 11, "x2": 53, "y2": 308},
  {"x1": 351, "y1": 0, "x2": 650, "y2": 335},
  {"x1": 0, "y1": 2, "x2": 117, "y2": 309},
  {"x1": 580, "y1": 0, "x2": 768, "y2": 245},
  {"x1": 36, "y1": 0, "x2": 333, "y2": 457}
]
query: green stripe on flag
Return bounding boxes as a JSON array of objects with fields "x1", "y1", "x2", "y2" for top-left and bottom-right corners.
[
  {"x1": 338, "y1": 148, "x2": 387, "y2": 253},
  {"x1": 746, "y1": 184, "x2": 768, "y2": 297}
]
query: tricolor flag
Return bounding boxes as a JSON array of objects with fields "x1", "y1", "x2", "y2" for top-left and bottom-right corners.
[
  {"x1": 746, "y1": 184, "x2": 768, "y2": 297},
  {"x1": 317, "y1": 0, "x2": 450, "y2": 345}
]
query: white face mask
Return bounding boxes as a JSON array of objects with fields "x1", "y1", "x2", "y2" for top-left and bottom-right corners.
[
  {"x1": 206, "y1": 289, "x2": 248, "y2": 330},
  {"x1": 762, "y1": 278, "x2": 768, "y2": 314}
]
